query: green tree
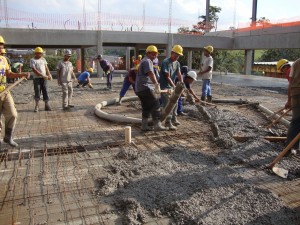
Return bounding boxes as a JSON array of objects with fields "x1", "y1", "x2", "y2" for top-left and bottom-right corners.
[
  {"x1": 259, "y1": 49, "x2": 300, "y2": 62},
  {"x1": 178, "y1": 5, "x2": 221, "y2": 34}
]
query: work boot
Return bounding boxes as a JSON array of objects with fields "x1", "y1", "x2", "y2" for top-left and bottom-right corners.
[
  {"x1": 141, "y1": 117, "x2": 153, "y2": 131},
  {"x1": 153, "y1": 120, "x2": 166, "y2": 131},
  {"x1": 3, "y1": 128, "x2": 18, "y2": 147},
  {"x1": 34, "y1": 99, "x2": 39, "y2": 112},
  {"x1": 172, "y1": 117, "x2": 181, "y2": 126},
  {"x1": 207, "y1": 95, "x2": 212, "y2": 103},
  {"x1": 165, "y1": 120, "x2": 177, "y2": 131},
  {"x1": 45, "y1": 101, "x2": 52, "y2": 111},
  {"x1": 201, "y1": 96, "x2": 206, "y2": 106}
]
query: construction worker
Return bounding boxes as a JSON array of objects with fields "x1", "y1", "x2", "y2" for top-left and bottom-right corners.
[
  {"x1": 159, "y1": 44, "x2": 184, "y2": 130},
  {"x1": 57, "y1": 49, "x2": 77, "y2": 110},
  {"x1": 133, "y1": 55, "x2": 142, "y2": 66},
  {"x1": 118, "y1": 66, "x2": 137, "y2": 105},
  {"x1": 76, "y1": 68, "x2": 93, "y2": 88},
  {"x1": 198, "y1": 45, "x2": 214, "y2": 103},
  {"x1": 135, "y1": 45, "x2": 166, "y2": 131},
  {"x1": 277, "y1": 59, "x2": 292, "y2": 82},
  {"x1": 96, "y1": 55, "x2": 114, "y2": 90},
  {"x1": 177, "y1": 67, "x2": 200, "y2": 116},
  {"x1": 0, "y1": 35, "x2": 30, "y2": 147},
  {"x1": 1, "y1": 49, "x2": 14, "y2": 83},
  {"x1": 31, "y1": 47, "x2": 52, "y2": 112},
  {"x1": 283, "y1": 58, "x2": 300, "y2": 154}
]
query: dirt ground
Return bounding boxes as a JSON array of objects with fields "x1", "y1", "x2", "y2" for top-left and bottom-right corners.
[{"x1": 9, "y1": 78, "x2": 300, "y2": 225}]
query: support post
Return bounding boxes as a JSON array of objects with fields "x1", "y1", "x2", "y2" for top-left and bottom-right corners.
[
  {"x1": 187, "y1": 50, "x2": 193, "y2": 69},
  {"x1": 81, "y1": 47, "x2": 85, "y2": 72},
  {"x1": 125, "y1": 126, "x2": 132, "y2": 144},
  {"x1": 97, "y1": 30, "x2": 103, "y2": 78},
  {"x1": 166, "y1": 33, "x2": 173, "y2": 57},
  {"x1": 244, "y1": 50, "x2": 253, "y2": 75}
]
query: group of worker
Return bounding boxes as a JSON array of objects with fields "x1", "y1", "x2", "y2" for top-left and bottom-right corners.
[
  {"x1": 1, "y1": 31, "x2": 298, "y2": 152},
  {"x1": 121, "y1": 44, "x2": 214, "y2": 131}
]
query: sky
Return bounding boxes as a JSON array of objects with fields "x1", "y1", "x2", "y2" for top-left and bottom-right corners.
[{"x1": 1, "y1": 0, "x2": 299, "y2": 32}]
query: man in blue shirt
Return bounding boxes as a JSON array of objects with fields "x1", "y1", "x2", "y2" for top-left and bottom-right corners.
[
  {"x1": 135, "y1": 45, "x2": 166, "y2": 131},
  {"x1": 159, "y1": 45, "x2": 184, "y2": 130},
  {"x1": 76, "y1": 68, "x2": 93, "y2": 88},
  {"x1": 97, "y1": 55, "x2": 114, "y2": 90}
]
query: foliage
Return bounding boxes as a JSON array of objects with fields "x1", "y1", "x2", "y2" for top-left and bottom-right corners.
[
  {"x1": 196, "y1": 6, "x2": 222, "y2": 32},
  {"x1": 178, "y1": 49, "x2": 244, "y2": 73},
  {"x1": 178, "y1": 5, "x2": 221, "y2": 34},
  {"x1": 259, "y1": 49, "x2": 300, "y2": 62}
]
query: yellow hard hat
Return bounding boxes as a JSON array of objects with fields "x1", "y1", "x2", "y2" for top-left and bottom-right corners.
[
  {"x1": 34, "y1": 47, "x2": 44, "y2": 53},
  {"x1": 146, "y1": 45, "x2": 158, "y2": 53},
  {"x1": 138, "y1": 55, "x2": 142, "y2": 59},
  {"x1": 87, "y1": 68, "x2": 93, "y2": 73},
  {"x1": 276, "y1": 59, "x2": 289, "y2": 71},
  {"x1": 0, "y1": 35, "x2": 5, "y2": 44},
  {"x1": 204, "y1": 45, "x2": 213, "y2": 54},
  {"x1": 1, "y1": 49, "x2": 6, "y2": 54},
  {"x1": 172, "y1": 45, "x2": 183, "y2": 56}
]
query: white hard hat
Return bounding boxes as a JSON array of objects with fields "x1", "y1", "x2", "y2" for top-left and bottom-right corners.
[
  {"x1": 186, "y1": 71, "x2": 197, "y2": 80},
  {"x1": 64, "y1": 49, "x2": 72, "y2": 56}
]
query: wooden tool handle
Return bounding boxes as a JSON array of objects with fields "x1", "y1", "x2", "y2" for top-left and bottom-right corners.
[
  {"x1": 267, "y1": 107, "x2": 285, "y2": 119},
  {"x1": 0, "y1": 77, "x2": 27, "y2": 98},
  {"x1": 267, "y1": 132, "x2": 300, "y2": 169},
  {"x1": 266, "y1": 108, "x2": 291, "y2": 129}
]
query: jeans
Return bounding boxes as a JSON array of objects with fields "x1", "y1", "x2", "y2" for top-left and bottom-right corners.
[
  {"x1": 78, "y1": 80, "x2": 89, "y2": 87},
  {"x1": 177, "y1": 97, "x2": 183, "y2": 113},
  {"x1": 201, "y1": 79, "x2": 211, "y2": 97},
  {"x1": 105, "y1": 71, "x2": 113, "y2": 89},
  {"x1": 137, "y1": 89, "x2": 161, "y2": 120},
  {"x1": 120, "y1": 78, "x2": 135, "y2": 97},
  {"x1": 286, "y1": 94, "x2": 300, "y2": 149},
  {"x1": 161, "y1": 92, "x2": 178, "y2": 121},
  {"x1": 33, "y1": 78, "x2": 49, "y2": 101}
]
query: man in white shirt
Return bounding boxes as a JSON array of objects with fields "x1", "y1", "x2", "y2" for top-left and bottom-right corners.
[{"x1": 198, "y1": 45, "x2": 214, "y2": 103}]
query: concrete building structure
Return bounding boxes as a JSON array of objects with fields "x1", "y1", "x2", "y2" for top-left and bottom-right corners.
[{"x1": 1, "y1": 23, "x2": 300, "y2": 75}]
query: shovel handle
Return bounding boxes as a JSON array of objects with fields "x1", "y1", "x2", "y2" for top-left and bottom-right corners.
[
  {"x1": 196, "y1": 100, "x2": 217, "y2": 107},
  {"x1": 266, "y1": 108, "x2": 291, "y2": 129},
  {"x1": 267, "y1": 107, "x2": 285, "y2": 119},
  {"x1": 267, "y1": 132, "x2": 300, "y2": 169},
  {"x1": 0, "y1": 77, "x2": 27, "y2": 98}
]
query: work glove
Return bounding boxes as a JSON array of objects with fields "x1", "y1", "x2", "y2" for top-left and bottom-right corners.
[
  {"x1": 88, "y1": 83, "x2": 93, "y2": 88},
  {"x1": 107, "y1": 70, "x2": 111, "y2": 75},
  {"x1": 154, "y1": 83, "x2": 161, "y2": 94}
]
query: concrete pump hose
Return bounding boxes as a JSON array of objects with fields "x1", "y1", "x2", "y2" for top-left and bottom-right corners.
[{"x1": 94, "y1": 96, "x2": 141, "y2": 124}]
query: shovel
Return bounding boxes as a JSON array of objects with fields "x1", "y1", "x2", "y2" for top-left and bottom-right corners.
[
  {"x1": 267, "y1": 132, "x2": 300, "y2": 177},
  {"x1": 265, "y1": 108, "x2": 291, "y2": 129}
]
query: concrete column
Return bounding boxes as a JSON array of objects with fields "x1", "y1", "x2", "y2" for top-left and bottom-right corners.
[
  {"x1": 166, "y1": 33, "x2": 174, "y2": 57},
  {"x1": 126, "y1": 47, "x2": 131, "y2": 71},
  {"x1": 187, "y1": 50, "x2": 193, "y2": 69},
  {"x1": 244, "y1": 50, "x2": 253, "y2": 75},
  {"x1": 81, "y1": 47, "x2": 85, "y2": 71},
  {"x1": 97, "y1": 30, "x2": 103, "y2": 77}
]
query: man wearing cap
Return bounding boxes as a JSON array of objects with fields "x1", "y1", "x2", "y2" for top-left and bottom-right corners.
[
  {"x1": 0, "y1": 35, "x2": 30, "y2": 147},
  {"x1": 135, "y1": 45, "x2": 166, "y2": 131},
  {"x1": 96, "y1": 55, "x2": 114, "y2": 90},
  {"x1": 283, "y1": 58, "x2": 300, "y2": 155},
  {"x1": 159, "y1": 44, "x2": 184, "y2": 130},
  {"x1": 57, "y1": 50, "x2": 77, "y2": 110},
  {"x1": 30, "y1": 47, "x2": 52, "y2": 112},
  {"x1": 176, "y1": 66, "x2": 200, "y2": 116},
  {"x1": 198, "y1": 45, "x2": 214, "y2": 104},
  {"x1": 76, "y1": 68, "x2": 93, "y2": 88}
]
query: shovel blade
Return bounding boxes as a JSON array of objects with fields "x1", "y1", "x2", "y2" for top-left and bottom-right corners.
[{"x1": 272, "y1": 166, "x2": 288, "y2": 179}]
